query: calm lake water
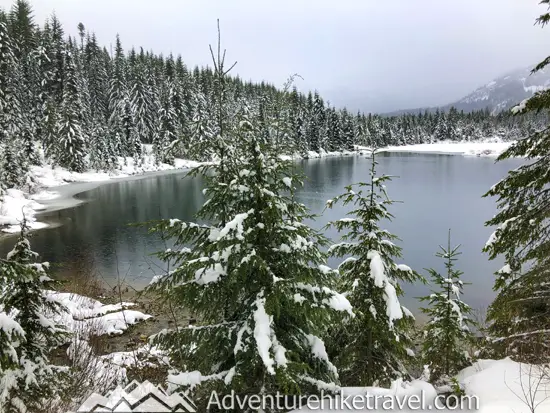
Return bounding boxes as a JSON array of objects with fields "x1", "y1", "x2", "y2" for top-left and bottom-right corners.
[{"x1": 0, "y1": 153, "x2": 524, "y2": 312}]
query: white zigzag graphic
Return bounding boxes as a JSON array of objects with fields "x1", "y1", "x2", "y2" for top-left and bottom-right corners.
[{"x1": 75, "y1": 380, "x2": 197, "y2": 412}]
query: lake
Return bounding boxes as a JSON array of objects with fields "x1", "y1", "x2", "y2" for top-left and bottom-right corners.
[{"x1": 0, "y1": 153, "x2": 524, "y2": 313}]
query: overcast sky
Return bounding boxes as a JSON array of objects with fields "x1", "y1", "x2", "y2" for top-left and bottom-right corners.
[{"x1": 4, "y1": 0, "x2": 550, "y2": 113}]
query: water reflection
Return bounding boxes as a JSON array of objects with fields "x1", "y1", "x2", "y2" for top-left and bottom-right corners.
[{"x1": 0, "y1": 154, "x2": 523, "y2": 312}]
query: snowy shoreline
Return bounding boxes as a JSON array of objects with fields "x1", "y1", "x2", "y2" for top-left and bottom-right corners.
[
  {"x1": 379, "y1": 139, "x2": 512, "y2": 157},
  {"x1": 0, "y1": 155, "x2": 204, "y2": 234},
  {"x1": 0, "y1": 139, "x2": 515, "y2": 235},
  {"x1": 34, "y1": 167, "x2": 196, "y2": 216}
]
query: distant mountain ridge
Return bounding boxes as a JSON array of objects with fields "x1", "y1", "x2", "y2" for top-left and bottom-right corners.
[{"x1": 384, "y1": 65, "x2": 550, "y2": 116}]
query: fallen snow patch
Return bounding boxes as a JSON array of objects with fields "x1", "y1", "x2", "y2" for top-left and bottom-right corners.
[
  {"x1": 458, "y1": 358, "x2": 550, "y2": 413},
  {"x1": 0, "y1": 188, "x2": 48, "y2": 233},
  {"x1": 48, "y1": 292, "x2": 152, "y2": 337}
]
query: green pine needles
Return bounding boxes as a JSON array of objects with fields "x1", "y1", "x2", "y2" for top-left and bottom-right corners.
[
  {"x1": 482, "y1": 4, "x2": 550, "y2": 363},
  {"x1": 483, "y1": 113, "x2": 550, "y2": 361},
  {"x1": 325, "y1": 149, "x2": 422, "y2": 387},
  {"x1": 419, "y1": 230, "x2": 475, "y2": 383},
  {"x1": 146, "y1": 110, "x2": 353, "y2": 409},
  {"x1": 0, "y1": 219, "x2": 69, "y2": 412}
]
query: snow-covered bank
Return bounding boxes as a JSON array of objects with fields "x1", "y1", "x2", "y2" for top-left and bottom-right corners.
[
  {"x1": 305, "y1": 149, "x2": 359, "y2": 159},
  {"x1": 30, "y1": 163, "x2": 201, "y2": 216},
  {"x1": 0, "y1": 188, "x2": 49, "y2": 233},
  {"x1": 50, "y1": 292, "x2": 153, "y2": 336},
  {"x1": 0, "y1": 153, "x2": 204, "y2": 233},
  {"x1": 46, "y1": 291, "x2": 157, "y2": 390},
  {"x1": 379, "y1": 138, "x2": 514, "y2": 157}
]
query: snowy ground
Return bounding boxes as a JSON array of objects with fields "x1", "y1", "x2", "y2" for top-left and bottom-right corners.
[
  {"x1": 46, "y1": 292, "x2": 550, "y2": 413},
  {"x1": 53, "y1": 292, "x2": 548, "y2": 413},
  {"x1": 0, "y1": 139, "x2": 514, "y2": 234},
  {"x1": 0, "y1": 149, "x2": 203, "y2": 233},
  {"x1": 0, "y1": 188, "x2": 50, "y2": 233},
  {"x1": 291, "y1": 358, "x2": 550, "y2": 412},
  {"x1": 50, "y1": 292, "x2": 153, "y2": 336},
  {"x1": 48, "y1": 291, "x2": 158, "y2": 384}
]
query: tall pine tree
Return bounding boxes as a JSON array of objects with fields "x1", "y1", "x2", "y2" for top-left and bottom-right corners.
[
  {"x1": 55, "y1": 48, "x2": 86, "y2": 172},
  {"x1": 147, "y1": 110, "x2": 353, "y2": 410}
]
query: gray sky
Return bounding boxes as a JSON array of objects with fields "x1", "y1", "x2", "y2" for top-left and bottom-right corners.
[{"x1": 5, "y1": 0, "x2": 550, "y2": 113}]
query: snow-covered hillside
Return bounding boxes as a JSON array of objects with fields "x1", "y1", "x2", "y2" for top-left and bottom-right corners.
[
  {"x1": 447, "y1": 66, "x2": 550, "y2": 114},
  {"x1": 385, "y1": 65, "x2": 550, "y2": 116}
]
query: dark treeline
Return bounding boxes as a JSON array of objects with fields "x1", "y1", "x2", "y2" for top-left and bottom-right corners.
[{"x1": 0, "y1": 0, "x2": 545, "y2": 189}]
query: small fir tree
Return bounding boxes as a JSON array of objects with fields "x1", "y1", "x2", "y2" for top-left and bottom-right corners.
[
  {"x1": 0, "y1": 219, "x2": 68, "y2": 412},
  {"x1": 419, "y1": 230, "x2": 475, "y2": 383},
  {"x1": 325, "y1": 149, "x2": 422, "y2": 387}
]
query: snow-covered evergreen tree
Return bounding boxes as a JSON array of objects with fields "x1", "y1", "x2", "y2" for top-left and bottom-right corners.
[
  {"x1": 23, "y1": 45, "x2": 49, "y2": 164},
  {"x1": 0, "y1": 142, "x2": 26, "y2": 189},
  {"x1": 84, "y1": 33, "x2": 109, "y2": 123},
  {"x1": 288, "y1": 88, "x2": 307, "y2": 155},
  {"x1": 304, "y1": 92, "x2": 318, "y2": 153},
  {"x1": 419, "y1": 230, "x2": 475, "y2": 382},
  {"x1": 0, "y1": 220, "x2": 68, "y2": 412},
  {"x1": 309, "y1": 91, "x2": 324, "y2": 152},
  {"x1": 0, "y1": 20, "x2": 29, "y2": 190},
  {"x1": 55, "y1": 48, "x2": 86, "y2": 172},
  {"x1": 325, "y1": 149, "x2": 422, "y2": 386},
  {"x1": 482, "y1": 4, "x2": 550, "y2": 363},
  {"x1": 326, "y1": 107, "x2": 341, "y2": 152},
  {"x1": 147, "y1": 108, "x2": 352, "y2": 409},
  {"x1": 0, "y1": 20, "x2": 20, "y2": 144},
  {"x1": 129, "y1": 50, "x2": 154, "y2": 151},
  {"x1": 8, "y1": 1, "x2": 36, "y2": 60},
  {"x1": 83, "y1": 37, "x2": 112, "y2": 171},
  {"x1": 155, "y1": 58, "x2": 180, "y2": 165},
  {"x1": 187, "y1": 86, "x2": 214, "y2": 161},
  {"x1": 44, "y1": 14, "x2": 65, "y2": 106},
  {"x1": 107, "y1": 34, "x2": 127, "y2": 158},
  {"x1": 120, "y1": 94, "x2": 140, "y2": 161},
  {"x1": 0, "y1": 310, "x2": 25, "y2": 410},
  {"x1": 340, "y1": 109, "x2": 355, "y2": 151},
  {"x1": 173, "y1": 54, "x2": 191, "y2": 135},
  {"x1": 353, "y1": 112, "x2": 366, "y2": 148},
  {"x1": 7, "y1": 1, "x2": 42, "y2": 166}
]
